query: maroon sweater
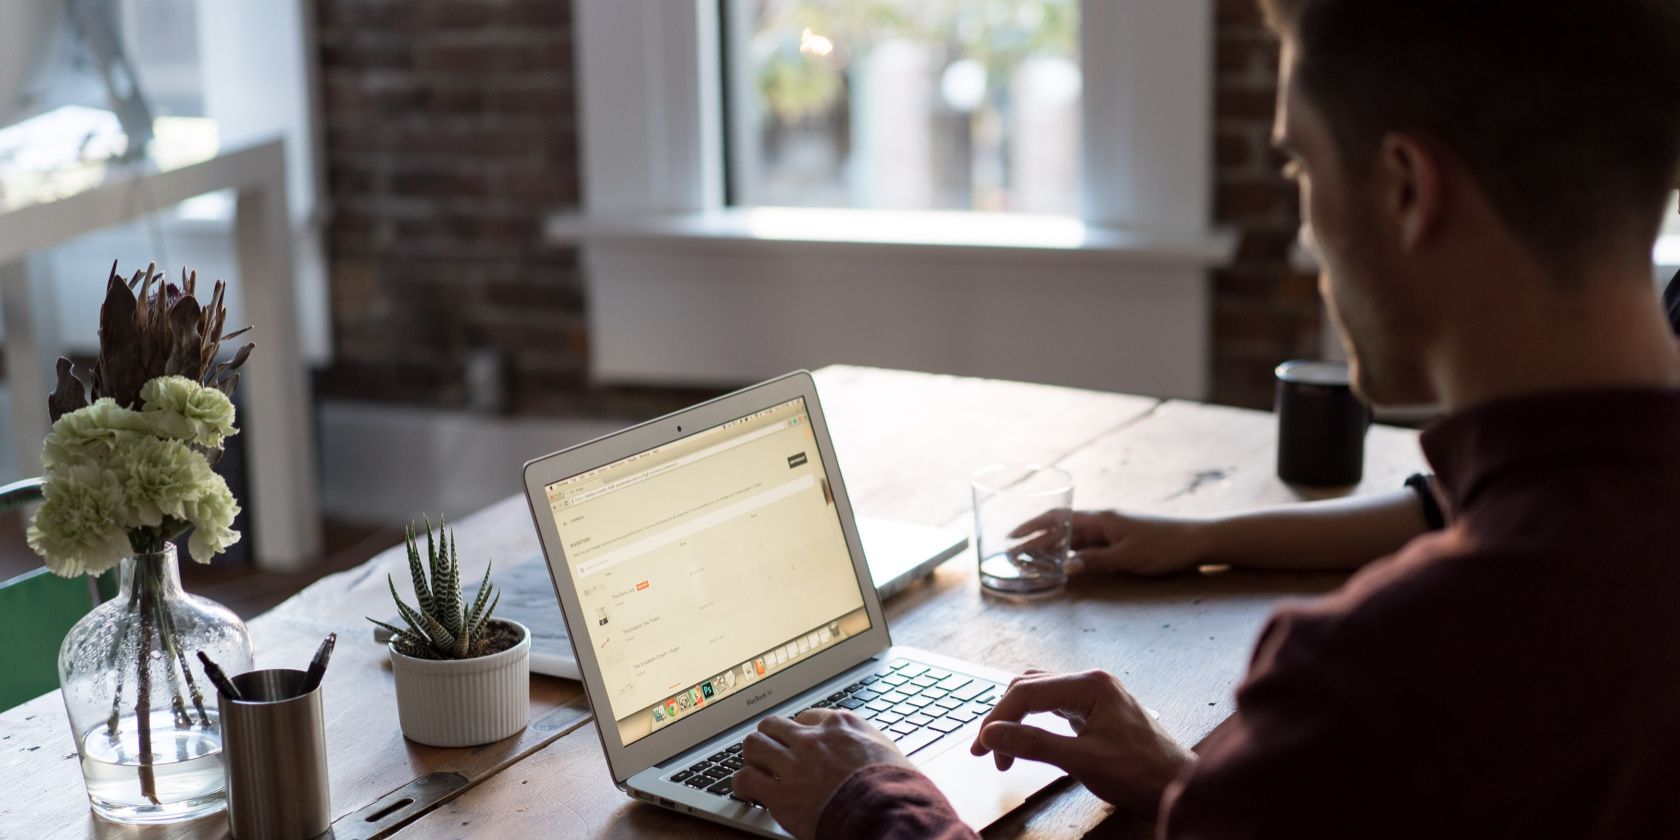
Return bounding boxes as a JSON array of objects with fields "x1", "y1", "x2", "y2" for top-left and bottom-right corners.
[{"x1": 817, "y1": 388, "x2": 1680, "y2": 840}]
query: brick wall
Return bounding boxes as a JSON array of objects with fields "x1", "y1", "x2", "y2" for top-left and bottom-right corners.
[
  {"x1": 1209, "y1": 0, "x2": 1321, "y2": 409},
  {"x1": 313, "y1": 0, "x2": 716, "y2": 417},
  {"x1": 313, "y1": 0, "x2": 1313, "y2": 414}
]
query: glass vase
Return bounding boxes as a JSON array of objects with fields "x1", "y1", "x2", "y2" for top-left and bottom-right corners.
[{"x1": 56, "y1": 544, "x2": 253, "y2": 824}]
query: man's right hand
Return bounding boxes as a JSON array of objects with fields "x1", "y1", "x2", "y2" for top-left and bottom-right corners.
[
  {"x1": 970, "y1": 670, "x2": 1195, "y2": 812},
  {"x1": 1011, "y1": 510, "x2": 1208, "y2": 576}
]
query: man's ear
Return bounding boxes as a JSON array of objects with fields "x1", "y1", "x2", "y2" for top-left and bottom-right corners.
[{"x1": 1377, "y1": 134, "x2": 1444, "y2": 253}]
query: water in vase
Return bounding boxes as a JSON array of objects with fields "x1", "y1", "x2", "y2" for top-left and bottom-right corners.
[{"x1": 79, "y1": 708, "x2": 227, "y2": 823}]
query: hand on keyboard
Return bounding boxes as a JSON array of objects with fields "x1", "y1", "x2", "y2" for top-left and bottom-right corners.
[
  {"x1": 970, "y1": 669, "x2": 1193, "y2": 812},
  {"x1": 734, "y1": 706, "x2": 913, "y2": 840}
]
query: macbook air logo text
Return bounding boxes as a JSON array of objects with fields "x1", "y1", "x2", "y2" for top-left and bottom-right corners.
[{"x1": 745, "y1": 690, "x2": 773, "y2": 707}]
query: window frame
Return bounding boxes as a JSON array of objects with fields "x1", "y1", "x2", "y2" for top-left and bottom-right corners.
[
  {"x1": 559, "y1": 0, "x2": 1230, "y2": 398},
  {"x1": 570, "y1": 0, "x2": 1221, "y2": 237}
]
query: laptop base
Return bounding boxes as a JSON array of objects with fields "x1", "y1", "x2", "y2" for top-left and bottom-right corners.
[{"x1": 628, "y1": 646, "x2": 1067, "y2": 837}]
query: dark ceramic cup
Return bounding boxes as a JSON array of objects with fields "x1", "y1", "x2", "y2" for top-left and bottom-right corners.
[{"x1": 1274, "y1": 360, "x2": 1370, "y2": 487}]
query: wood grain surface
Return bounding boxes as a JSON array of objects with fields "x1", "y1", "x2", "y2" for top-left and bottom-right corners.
[
  {"x1": 0, "y1": 366, "x2": 1427, "y2": 839},
  {"x1": 397, "y1": 366, "x2": 1426, "y2": 839},
  {"x1": 0, "y1": 495, "x2": 589, "y2": 839}
]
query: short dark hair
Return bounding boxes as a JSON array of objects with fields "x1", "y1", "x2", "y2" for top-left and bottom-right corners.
[{"x1": 1261, "y1": 0, "x2": 1680, "y2": 268}]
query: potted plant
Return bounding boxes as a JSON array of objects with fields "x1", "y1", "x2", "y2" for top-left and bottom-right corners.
[{"x1": 368, "y1": 519, "x2": 529, "y2": 747}]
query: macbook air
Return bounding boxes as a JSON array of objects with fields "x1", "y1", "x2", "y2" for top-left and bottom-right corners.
[{"x1": 521, "y1": 370, "x2": 1068, "y2": 837}]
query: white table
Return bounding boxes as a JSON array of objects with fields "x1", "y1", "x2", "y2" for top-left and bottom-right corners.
[{"x1": 0, "y1": 137, "x2": 321, "y2": 570}]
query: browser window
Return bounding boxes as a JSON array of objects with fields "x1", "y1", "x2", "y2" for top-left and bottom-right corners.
[{"x1": 546, "y1": 397, "x2": 870, "y2": 746}]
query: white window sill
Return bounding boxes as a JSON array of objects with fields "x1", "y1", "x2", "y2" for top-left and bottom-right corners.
[{"x1": 544, "y1": 207, "x2": 1236, "y2": 269}]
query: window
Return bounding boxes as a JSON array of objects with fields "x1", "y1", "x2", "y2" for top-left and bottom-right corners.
[
  {"x1": 724, "y1": 0, "x2": 1081, "y2": 214},
  {"x1": 564, "y1": 1, "x2": 1223, "y2": 399},
  {"x1": 1665, "y1": 192, "x2": 1680, "y2": 238}
]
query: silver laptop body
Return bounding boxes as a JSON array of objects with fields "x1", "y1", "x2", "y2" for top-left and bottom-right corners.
[{"x1": 522, "y1": 371, "x2": 1067, "y2": 838}]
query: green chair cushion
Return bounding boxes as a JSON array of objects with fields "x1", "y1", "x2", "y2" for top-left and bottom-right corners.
[
  {"x1": 0, "y1": 568, "x2": 109, "y2": 711},
  {"x1": 0, "y1": 477, "x2": 116, "y2": 710}
]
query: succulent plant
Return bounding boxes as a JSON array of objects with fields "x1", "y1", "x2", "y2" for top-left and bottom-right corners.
[
  {"x1": 49, "y1": 261, "x2": 252, "y2": 426},
  {"x1": 369, "y1": 518, "x2": 501, "y2": 660}
]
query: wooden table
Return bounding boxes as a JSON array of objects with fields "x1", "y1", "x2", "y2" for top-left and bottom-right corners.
[{"x1": 0, "y1": 366, "x2": 1426, "y2": 838}]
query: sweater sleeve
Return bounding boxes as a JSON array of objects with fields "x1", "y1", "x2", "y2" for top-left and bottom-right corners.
[
  {"x1": 815, "y1": 764, "x2": 978, "y2": 840},
  {"x1": 1159, "y1": 608, "x2": 1417, "y2": 840}
]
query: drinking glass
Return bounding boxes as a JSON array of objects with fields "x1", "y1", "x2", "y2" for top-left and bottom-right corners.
[{"x1": 971, "y1": 464, "x2": 1073, "y2": 594}]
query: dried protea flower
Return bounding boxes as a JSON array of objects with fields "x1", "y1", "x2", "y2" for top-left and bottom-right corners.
[{"x1": 48, "y1": 262, "x2": 253, "y2": 424}]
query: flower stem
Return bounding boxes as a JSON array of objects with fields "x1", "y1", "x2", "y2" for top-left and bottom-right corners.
[
  {"x1": 134, "y1": 582, "x2": 160, "y2": 805},
  {"x1": 105, "y1": 625, "x2": 126, "y2": 737},
  {"x1": 159, "y1": 606, "x2": 210, "y2": 726}
]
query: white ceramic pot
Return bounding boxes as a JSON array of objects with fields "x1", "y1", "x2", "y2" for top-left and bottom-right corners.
[{"x1": 388, "y1": 619, "x2": 531, "y2": 747}]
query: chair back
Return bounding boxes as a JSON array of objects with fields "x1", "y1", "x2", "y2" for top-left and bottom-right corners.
[{"x1": 0, "y1": 478, "x2": 116, "y2": 711}]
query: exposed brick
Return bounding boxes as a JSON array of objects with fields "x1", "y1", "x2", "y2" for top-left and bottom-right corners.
[
  {"x1": 1216, "y1": 86, "x2": 1280, "y2": 121},
  {"x1": 314, "y1": 357, "x2": 467, "y2": 406},
  {"x1": 315, "y1": 0, "x2": 585, "y2": 413},
  {"x1": 387, "y1": 167, "x2": 493, "y2": 199},
  {"x1": 1213, "y1": 355, "x2": 1285, "y2": 411},
  {"x1": 429, "y1": 0, "x2": 496, "y2": 29},
  {"x1": 506, "y1": 0, "x2": 568, "y2": 27},
  {"x1": 1216, "y1": 128, "x2": 1257, "y2": 171},
  {"x1": 1216, "y1": 180, "x2": 1298, "y2": 222},
  {"x1": 1216, "y1": 0, "x2": 1265, "y2": 25},
  {"x1": 1234, "y1": 228, "x2": 1299, "y2": 266},
  {"x1": 1216, "y1": 34, "x2": 1279, "y2": 84},
  {"x1": 505, "y1": 171, "x2": 578, "y2": 204},
  {"x1": 1209, "y1": 6, "x2": 1319, "y2": 407},
  {"x1": 484, "y1": 277, "x2": 583, "y2": 311},
  {"x1": 316, "y1": 0, "x2": 412, "y2": 32}
]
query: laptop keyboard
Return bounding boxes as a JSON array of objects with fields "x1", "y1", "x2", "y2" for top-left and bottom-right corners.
[{"x1": 665, "y1": 658, "x2": 1003, "y2": 806}]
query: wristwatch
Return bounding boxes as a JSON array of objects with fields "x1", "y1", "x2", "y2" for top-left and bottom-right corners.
[{"x1": 1405, "y1": 473, "x2": 1446, "y2": 530}]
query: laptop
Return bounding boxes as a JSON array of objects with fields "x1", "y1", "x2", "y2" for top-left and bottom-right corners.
[
  {"x1": 521, "y1": 371, "x2": 1069, "y2": 837},
  {"x1": 857, "y1": 516, "x2": 967, "y2": 600}
]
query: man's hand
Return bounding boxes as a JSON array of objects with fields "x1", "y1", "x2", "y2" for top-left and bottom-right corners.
[
  {"x1": 1010, "y1": 510, "x2": 1207, "y2": 577},
  {"x1": 971, "y1": 670, "x2": 1194, "y2": 812},
  {"x1": 734, "y1": 708, "x2": 915, "y2": 839}
]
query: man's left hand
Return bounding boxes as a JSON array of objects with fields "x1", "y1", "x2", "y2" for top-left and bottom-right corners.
[{"x1": 734, "y1": 708, "x2": 914, "y2": 839}]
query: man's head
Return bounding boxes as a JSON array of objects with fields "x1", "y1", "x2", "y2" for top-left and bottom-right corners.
[{"x1": 1262, "y1": 0, "x2": 1680, "y2": 406}]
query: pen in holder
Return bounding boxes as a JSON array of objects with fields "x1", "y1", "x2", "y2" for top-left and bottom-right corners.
[{"x1": 218, "y1": 669, "x2": 331, "y2": 840}]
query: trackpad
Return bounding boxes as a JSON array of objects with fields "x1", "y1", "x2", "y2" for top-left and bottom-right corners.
[{"x1": 922, "y1": 712, "x2": 1074, "y2": 829}]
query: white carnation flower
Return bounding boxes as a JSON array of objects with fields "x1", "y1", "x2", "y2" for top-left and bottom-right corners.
[
  {"x1": 110, "y1": 436, "x2": 211, "y2": 528},
  {"x1": 140, "y1": 375, "x2": 238, "y2": 448},
  {"x1": 182, "y1": 472, "x2": 242, "y2": 563},
  {"x1": 27, "y1": 463, "x2": 135, "y2": 576},
  {"x1": 41, "y1": 398, "x2": 154, "y2": 469}
]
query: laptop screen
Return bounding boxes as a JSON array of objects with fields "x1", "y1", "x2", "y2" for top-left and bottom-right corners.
[{"x1": 542, "y1": 396, "x2": 871, "y2": 746}]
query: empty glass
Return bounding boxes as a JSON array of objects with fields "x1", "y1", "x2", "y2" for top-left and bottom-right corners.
[{"x1": 971, "y1": 464, "x2": 1073, "y2": 594}]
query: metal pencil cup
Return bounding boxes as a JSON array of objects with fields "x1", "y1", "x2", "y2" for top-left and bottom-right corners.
[{"x1": 219, "y1": 669, "x2": 331, "y2": 840}]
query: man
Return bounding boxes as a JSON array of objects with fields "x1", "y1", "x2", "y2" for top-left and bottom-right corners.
[{"x1": 732, "y1": 0, "x2": 1680, "y2": 837}]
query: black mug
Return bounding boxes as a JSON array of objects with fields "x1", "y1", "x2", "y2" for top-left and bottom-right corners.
[{"x1": 1274, "y1": 360, "x2": 1370, "y2": 486}]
